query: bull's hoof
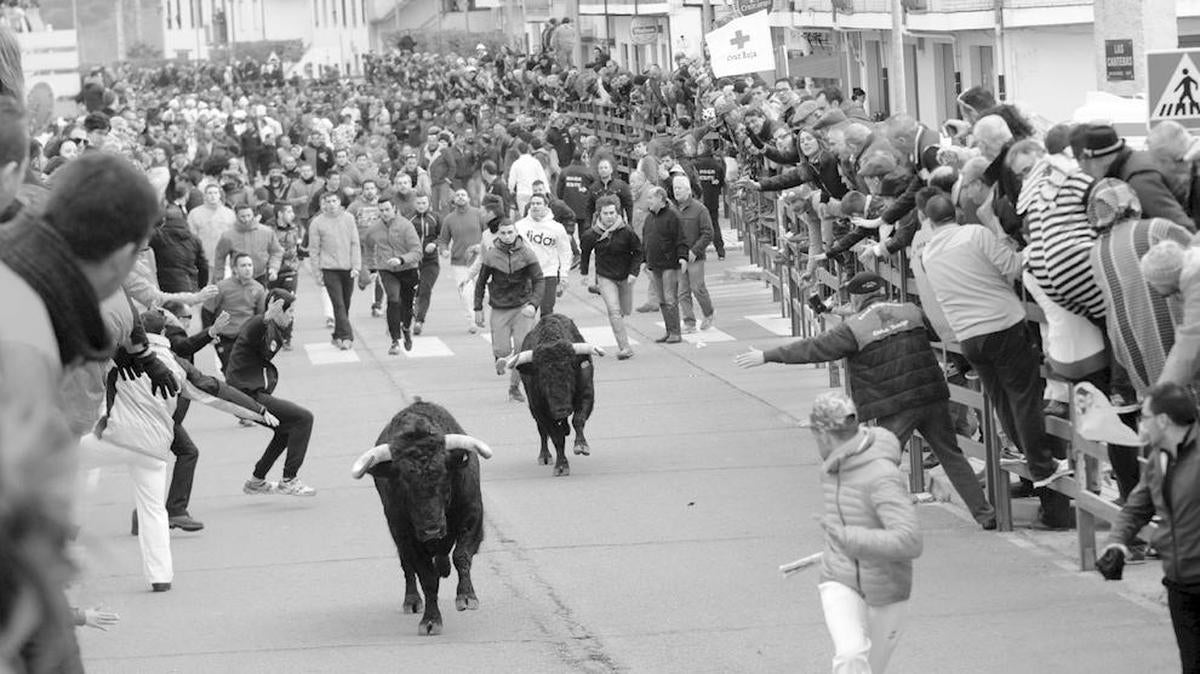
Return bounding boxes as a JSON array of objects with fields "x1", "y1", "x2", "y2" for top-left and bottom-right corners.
[
  {"x1": 418, "y1": 618, "x2": 443, "y2": 636},
  {"x1": 402, "y1": 594, "x2": 424, "y2": 615},
  {"x1": 455, "y1": 594, "x2": 479, "y2": 611},
  {"x1": 573, "y1": 443, "x2": 590, "y2": 456},
  {"x1": 538, "y1": 452, "x2": 552, "y2": 466},
  {"x1": 553, "y1": 463, "x2": 570, "y2": 477}
]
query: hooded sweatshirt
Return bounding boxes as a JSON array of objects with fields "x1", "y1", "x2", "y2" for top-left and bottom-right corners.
[
  {"x1": 515, "y1": 212, "x2": 572, "y2": 280},
  {"x1": 818, "y1": 426, "x2": 922, "y2": 606},
  {"x1": 474, "y1": 237, "x2": 544, "y2": 311},
  {"x1": 213, "y1": 218, "x2": 283, "y2": 281}
]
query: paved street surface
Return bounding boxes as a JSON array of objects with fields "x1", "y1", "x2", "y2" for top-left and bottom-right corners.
[{"x1": 76, "y1": 232, "x2": 1175, "y2": 673}]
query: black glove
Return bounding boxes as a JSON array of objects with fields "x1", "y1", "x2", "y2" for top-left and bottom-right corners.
[
  {"x1": 112, "y1": 346, "x2": 144, "y2": 381},
  {"x1": 1096, "y1": 547, "x2": 1126, "y2": 581},
  {"x1": 134, "y1": 349, "x2": 180, "y2": 399}
]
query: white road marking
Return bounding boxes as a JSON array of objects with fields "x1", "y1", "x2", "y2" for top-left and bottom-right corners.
[
  {"x1": 577, "y1": 325, "x2": 639, "y2": 347},
  {"x1": 746, "y1": 314, "x2": 793, "y2": 337},
  {"x1": 304, "y1": 342, "x2": 361, "y2": 365},
  {"x1": 655, "y1": 323, "x2": 736, "y2": 343},
  {"x1": 402, "y1": 337, "x2": 455, "y2": 358}
]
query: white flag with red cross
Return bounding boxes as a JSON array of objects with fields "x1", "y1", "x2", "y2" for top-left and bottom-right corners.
[{"x1": 705, "y1": 11, "x2": 776, "y2": 78}]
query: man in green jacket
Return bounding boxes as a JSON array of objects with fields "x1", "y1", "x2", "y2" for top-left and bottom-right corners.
[{"x1": 474, "y1": 220, "x2": 544, "y2": 402}]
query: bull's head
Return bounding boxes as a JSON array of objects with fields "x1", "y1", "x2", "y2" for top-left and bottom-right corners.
[
  {"x1": 509, "y1": 343, "x2": 604, "y2": 421},
  {"x1": 351, "y1": 417, "x2": 491, "y2": 543}
]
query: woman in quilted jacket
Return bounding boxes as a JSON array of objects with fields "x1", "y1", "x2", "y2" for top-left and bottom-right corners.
[{"x1": 808, "y1": 390, "x2": 923, "y2": 674}]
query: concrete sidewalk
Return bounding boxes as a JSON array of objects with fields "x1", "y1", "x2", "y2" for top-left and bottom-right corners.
[{"x1": 75, "y1": 234, "x2": 1175, "y2": 672}]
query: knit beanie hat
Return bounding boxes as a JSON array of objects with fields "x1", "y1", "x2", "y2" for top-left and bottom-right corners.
[
  {"x1": 809, "y1": 391, "x2": 858, "y2": 434},
  {"x1": 1087, "y1": 178, "x2": 1141, "y2": 231},
  {"x1": 1141, "y1": 239, "x2": 1185, "y2": 294}
]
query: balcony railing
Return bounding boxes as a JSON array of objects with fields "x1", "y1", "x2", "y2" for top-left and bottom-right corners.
[{"x1": 794, "y1": 0, "x2": 1092, "y2": 12}]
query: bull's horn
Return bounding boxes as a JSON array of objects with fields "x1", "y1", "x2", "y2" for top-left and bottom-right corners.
[
  {"x1": 444, "y1": 433, "x2": 493, "y2": 459},
  {"x1": 573, "y1": 343, "x2": 605, "y2": 357},
  {"x1": 351, "y1": 444, "x2": 391, "y2": 479},
  {"x1": 506, "y1": 350, "x2": 533, "y2": 368}
]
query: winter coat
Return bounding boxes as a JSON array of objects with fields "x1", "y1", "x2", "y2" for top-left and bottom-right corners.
[
  {"x1": 308, "y1": 211, "x2": 362, "y2": 271},
  {"x1": 474, "y1": 237, "x2": 544, "y2": 310},
  {"x1": 587, "y1": 176, "x2": 633, "y2": 223},
  {"x1": 97, "y1": 334, "x2": 264, "y2": 460},
  {"x1": 225, "y1": 314, "x2": 286, "y2": 396},
  {"x1": 1108, "y1": 149, "x2": 1195, "y2": 232},
  {"x1": 151, "y1": 205, "x2": 209, "y2": 293},
  {"x1": 642, "y1": 205, "x2": 688, "y2": 271},
  {"x1": 556, "y1": 162, "x2": 595, "y2": 222},
  {"x1": 579, "y1": 220, "x2": 643, "y2": 281},
  {"x1": 1108, "y1": 424, "x2": 1200, "y2": 587},
  {"x1": 819, "y1": 427, "x2": 922, "y2": 606},
  {"x1": 411, "y1": 210, "x2": 442, "y2": 264},
  {"x1": 675, "y1": 198, "x2": 714, "y2": 261},
  {"x1": 764, "y1": 299, "x2": 948, "y2": 420}
]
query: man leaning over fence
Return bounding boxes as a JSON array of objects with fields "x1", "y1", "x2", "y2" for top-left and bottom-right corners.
[{"x1": 735, "y1": 271, "x2": 996, "y2": 530}]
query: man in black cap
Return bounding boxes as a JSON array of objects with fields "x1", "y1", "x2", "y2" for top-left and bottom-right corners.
[
  {"x1": 1071, "y1": 122, "x2": 1193, "y2": 231},
  {"x1": 735, "y1": 271, "x2": 997, "y2": 530}
]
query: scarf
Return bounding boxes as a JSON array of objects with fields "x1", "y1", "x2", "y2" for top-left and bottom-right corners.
[{"x1": 0, "y1": 214, "x2": 114, "y2": 367}]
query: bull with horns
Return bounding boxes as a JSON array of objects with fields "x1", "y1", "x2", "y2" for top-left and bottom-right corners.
[
  {"x1": 351, "y1": 399, "x2": 492, "y2": 635},
  {"x1": 502, "y1": 313, "x2": 604, "y2": 476}
]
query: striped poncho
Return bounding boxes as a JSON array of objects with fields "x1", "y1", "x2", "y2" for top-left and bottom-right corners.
[
  {"x1": 1017, "y1": 157, "x2": 1106, "y2": 319},
  {"x1": 1090, "y1": 217, "x2": 1192, "y2": 395}
]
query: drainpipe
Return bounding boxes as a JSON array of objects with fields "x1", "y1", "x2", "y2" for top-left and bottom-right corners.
[
  {"x1": 890, "y1": 0, "x2": 907, "y2": 114},
  {"x1": 994, "y1": 0, "x2": 1006, "y2": 101}
]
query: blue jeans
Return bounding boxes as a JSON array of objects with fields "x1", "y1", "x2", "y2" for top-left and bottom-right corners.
[
  {"x1": 649, "y1": 268, "x2": 681, "y2": 335},
  {"x1": 597, "y1": 275, "x2": 633, "y2": 350},
  {"x1": 678, "y1": 258, "x2": 713, "y2": 325}
]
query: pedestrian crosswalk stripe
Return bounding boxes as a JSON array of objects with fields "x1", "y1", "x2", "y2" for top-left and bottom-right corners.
[
  {"x1": 655, "y1": 323, "x2": 736, "y2": 343},
  {"x1": 746, "y1": 314, "x2": 792, "y2": 336},
  {"x1": 304, "y1": 342, "x2": 361, "y2": 365},
  {"x1": 402, "y1": 337, "x2": 455, "y2": 358},
  {"x1": 577, "y1": 325, "x2": 639, "y2": 348}
]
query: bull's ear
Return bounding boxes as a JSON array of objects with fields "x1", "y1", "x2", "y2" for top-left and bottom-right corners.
[{"x1": 445, "y1": 447, "x2": 471, "y2": 469}]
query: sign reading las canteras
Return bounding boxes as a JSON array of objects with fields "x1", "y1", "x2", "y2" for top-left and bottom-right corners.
[
  {"x1": 1104, "y1": 39, "x2": 1134, "y2": 82},
  {"x1": 705, "y1": 10, "x2": 775, "y2": 78},
  {"x1": 1148, "y1": 49, "x2": 1200, "y2": 130}
]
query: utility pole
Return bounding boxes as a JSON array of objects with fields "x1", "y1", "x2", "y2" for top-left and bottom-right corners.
[{"x1": 890, "y1": 0, "x2": 907, "y2": 114}]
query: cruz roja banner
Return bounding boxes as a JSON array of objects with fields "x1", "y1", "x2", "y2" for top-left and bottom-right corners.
[{"x1": 706, "y1": 11, "x2": 776, "y2": 78}]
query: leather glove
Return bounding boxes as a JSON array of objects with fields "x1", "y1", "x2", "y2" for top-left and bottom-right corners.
[
  {"x1": 1096, "y1": 547, "x2": 1126, "y2": 581},
  {"x1": 134, "y1": 349, "x2": 179, "y2": 399},
  {"x1": 112, "y1": 347, "x2": 143, "y2": 380}
]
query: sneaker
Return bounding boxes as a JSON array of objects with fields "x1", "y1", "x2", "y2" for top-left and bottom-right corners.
[
  {"x1": 468, "y1": 325, "x2": 479, "y2": 335},
  {"x1": 325, "y1": 317, "x2": 335, "y2": 328},
  {"x1": 151, "y1": 582, "x2": 172, "y2": 592},
  {"x1": 495, "y1": 357, "x2": 509, "y2": 376},
  {"x1": 635, "y1": 303, "x2": 657, "y2": 313},
  {"x1": 999, "y1": 446, "x2": 1024, "y2": 465},
  {"x1": 169, "y1": 514, "x2": 205, "y2": 532},
  {"x1": 340, "y1": 339, "x2": 354, "y2": 351},
  {"x1": 700, "y1": 314, "x2": 714, "y2": 331},
  {"x1": 508, "y1": 387, "x2": 525, "y2": 403},
  {"x1": 413, "y1": 321, "x2": 423, "y2": 336},
  {"x1": 277, "y1": 477, "x2": 317, "y2": 497},
  {"x1": 654, "y1": 334, "x2": 671, "y2": 343},
  {"x1": 403, "y1": 328, "x2": 413, "y2": 351},
  {"x1": 616, "y1": 349, "x2": 634, "y2": 360},
  {"x1": 371, "y1": 306, "x2": 384, "y2": 318},
  {"x1": 388, "y1": 340, "x2": 401, "y2": 355},
  {"x1": 682, "y1": 323, "x2": 697, "y2": 334},
  {"x1": 243, "y1": 478, "x2": 276, "y2": 495},
  {"x1": 587, "y1": 284, "x2": 601, "y2": 295},
  {"x1": 238, "y1": 418, "x2": 256, "y2": 428},
  {"x1": 1032, "y1": 458, "x2": 1074, "y2": 489},
  {"x1": 664, "y1": 334, "x2": 682, "y2": 344}
]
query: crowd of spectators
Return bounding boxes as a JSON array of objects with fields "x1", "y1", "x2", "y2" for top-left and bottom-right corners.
[{"x1": 8, "y1": 14, "x2": 1200, "y2": 671}]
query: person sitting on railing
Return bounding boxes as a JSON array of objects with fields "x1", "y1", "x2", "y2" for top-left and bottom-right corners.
[
  {"x1": 735, "y1": 270, "x2": 997, "y2": 530},
  {"x1": 919, "y1": 191, "x2": 1075, "y2": 530},
  {"x1": 1097, "y1": 381, "x2": 1200, "y2": 674}
]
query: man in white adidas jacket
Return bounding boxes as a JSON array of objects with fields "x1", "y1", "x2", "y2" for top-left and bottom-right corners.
[
  {"x1": 515, "y1": 192, "x2": 573, "y2": 314},
  {"x1": 82, "y1": 310, "x2": 274, "y2": 592}
]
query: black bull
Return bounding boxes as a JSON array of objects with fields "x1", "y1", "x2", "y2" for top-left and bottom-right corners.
[
  {"x1": 515, "y1": 314, "x2": 596, "y2": 477},
  {"x1": 362, "y1": 400, "x2": 485, "y2": 636}
]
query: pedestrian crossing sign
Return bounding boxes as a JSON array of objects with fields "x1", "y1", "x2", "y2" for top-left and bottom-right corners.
[{"x1": 1149, "y1": 49, "x2": 1200, "y2": 129}]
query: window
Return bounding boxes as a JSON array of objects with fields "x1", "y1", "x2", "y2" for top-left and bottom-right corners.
[{"x1": 973, "y1": 45, "x2": 994, "y2": 93}]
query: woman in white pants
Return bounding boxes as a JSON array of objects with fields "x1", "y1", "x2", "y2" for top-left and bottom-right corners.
[
  {"x1": 807, "y1": 391, "x2": 922, "y2": 673},
  {"x1": 83, "y1": 312, "x2": 272, "y2": 591}
]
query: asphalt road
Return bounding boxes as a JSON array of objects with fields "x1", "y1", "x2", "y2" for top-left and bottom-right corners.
[{"x1": 75, "y1": 236, "x2": 1176, "y2": 673}]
